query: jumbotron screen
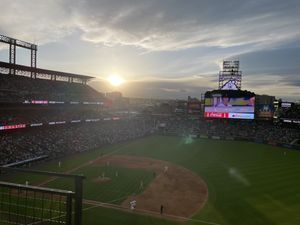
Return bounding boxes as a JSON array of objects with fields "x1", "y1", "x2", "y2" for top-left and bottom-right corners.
[{"x1": 204, "y1": 94, "x2": 255, "y2": 119}]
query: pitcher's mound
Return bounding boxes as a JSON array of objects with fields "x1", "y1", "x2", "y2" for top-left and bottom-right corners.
[{"x1": 93, "y1": 176, "x2": 111, "y2": 183}]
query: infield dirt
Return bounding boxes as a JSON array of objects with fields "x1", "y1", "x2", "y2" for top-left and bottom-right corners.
[{"x1": 93, "y1": 155, "x2": 208, "y2": 218}]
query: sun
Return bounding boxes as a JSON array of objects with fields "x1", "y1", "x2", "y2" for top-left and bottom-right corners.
[{"x1": 107, "y1": 74, "x2": 125, "y2": 87}]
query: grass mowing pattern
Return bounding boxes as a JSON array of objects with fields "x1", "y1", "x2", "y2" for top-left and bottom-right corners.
[
  {"x1": 115, "y1": 136, "x2": 300, "y2": 225},
  {"x1": 47, "y1": 165, "x2": 154, "y2": 204},
  {"x1": 2, "y1": 136, "x2": 300, "y2": 225}
]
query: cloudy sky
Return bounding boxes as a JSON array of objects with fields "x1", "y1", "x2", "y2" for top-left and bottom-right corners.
[{"x1": 0, "y1": 0, "x2": 300, "y2": 100}]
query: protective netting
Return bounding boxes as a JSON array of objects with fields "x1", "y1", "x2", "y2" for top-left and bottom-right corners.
[{"x1": 0, "y1": 182, "x2": 73, "y2": 225}]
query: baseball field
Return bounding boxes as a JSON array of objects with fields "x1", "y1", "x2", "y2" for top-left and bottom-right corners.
[{"x1": 2, "y1": 135, "x2": 300, "y2": 225}]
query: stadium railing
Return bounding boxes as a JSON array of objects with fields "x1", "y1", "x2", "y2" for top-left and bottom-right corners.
[
  {"x1": 0, "y1": 181, "x2": 73, "y2": 225},
  {"x1": 0, "y1": 167, "x2": 85, "y2": 225}
]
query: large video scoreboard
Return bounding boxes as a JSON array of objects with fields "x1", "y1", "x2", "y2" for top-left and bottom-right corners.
[{"x1": 204, "y1": 90, "x2": 255, "y2": 120}]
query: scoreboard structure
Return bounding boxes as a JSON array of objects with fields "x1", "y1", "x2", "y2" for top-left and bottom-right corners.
[
  {"x1": 204, "y1": 90, "x2": 255, "y2": 120},
  {"x1": 218, "y1": 61, "x2": 242, "y2": 90}
]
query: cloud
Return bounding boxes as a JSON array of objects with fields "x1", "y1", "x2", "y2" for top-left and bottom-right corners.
[
  {"x1": 72, "y1": 0, "x2": 300, "y2": 51},
  {"x1": 0, "y1": 0, "x2": 75, "y2": 44},
  {"x1": 230, "y1": 47, "x2": 300, "y2": 75},
  {"x1": 1, "y1": 0, "x2": 300, "y2": 51},
  {"x1": 90, "y1": 76, "x2": 212, "y2": 99},
  {"x1": 239, "y1": 73, "x2": 300, "y2": 101}
]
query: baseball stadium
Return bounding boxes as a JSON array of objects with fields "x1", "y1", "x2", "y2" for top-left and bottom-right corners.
[{"x1": 1, "y1": 16, "x2": 300, "y2": 225}]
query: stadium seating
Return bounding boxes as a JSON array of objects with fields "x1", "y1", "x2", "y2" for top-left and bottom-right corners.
[
  {"x1": 159, "y1": 117, "x2": 300, "y2": 145},
  {"x1": 1, "y1": 74, "x2": 299, "y2": 167},
  {"x1": 0, "y1": 119, "x2": 154, "y2": 165},
  {"x1": 0, "y1": 74, "x2": 104, "y2": 103}
]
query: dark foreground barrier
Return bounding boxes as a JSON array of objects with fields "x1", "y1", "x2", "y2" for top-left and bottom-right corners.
[
  {"x1": 0, "y1": 181, "x2": 73, "y2": 225},
  {"x1": 0, "y1": 167, "x2": 85, "y2": 225}
]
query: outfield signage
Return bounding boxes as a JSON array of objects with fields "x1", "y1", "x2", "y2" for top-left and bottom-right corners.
[
  {"x1": 49, "y1": 101, "x2": 65, "y2": 104},
  {"x1": 49, "y1": 121, "x2": 66, "y2": 125},
  {"x1": 205, "y1": 112, "x2": 254, "y2": 119},
  {"x1": 205, "y1": 112, "x2": 228, "y2": 118},
  {"x1": 22, "y1": 100, "x2": 104, "y2": 105},
  {"x1": 86, "y1": 118, "x2": 100, "y2": 122},
  {"x1": 30, "y1": 123, "x2": 43, "y2": 127},
  {"x1": 0, "y1": 124, "x2": 26, "y2": 131},
  {"x1": 282, "y1": 118, "x2": 300, "y2": 124},
  {"x1": 229, "y1": 113, "x2": 254, "y2": 119},
  {"x1": 0, "y1": 117, "x2": 125, "y2": 132},
  {"x1": 71, "y1": 120, "x2": 81, "y2": 123},
  {"x1": 31, "y1": 100, "x2": 48, "y2": 104}
]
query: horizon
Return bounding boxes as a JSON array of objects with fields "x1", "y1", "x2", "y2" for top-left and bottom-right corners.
[{"x1": 0, "y1": 0, "x2": 299, "y2": 101}]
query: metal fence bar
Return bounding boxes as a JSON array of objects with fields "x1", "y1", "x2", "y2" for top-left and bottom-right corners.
[
  {"x1": 74, "y1": 177, "x2": 84, "y2": 225},
  {"x1": 0, "y1": 167, "x2": 85, "y2": 179},
  {"x1": 0, "y1": 182, "x2": 75, "y2": 196},
  {"x1": 66, "y1": 194, "x2": 72, "y2": 225}
]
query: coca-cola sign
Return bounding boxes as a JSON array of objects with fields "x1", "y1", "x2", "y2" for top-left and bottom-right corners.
[{"x1": 205, "y1": 112, "x2": 229, "y2": 118}]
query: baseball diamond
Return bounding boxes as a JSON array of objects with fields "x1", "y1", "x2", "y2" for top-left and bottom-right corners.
[{"x1": 2, "y1": 135, "x2": 300, "y2": 225}]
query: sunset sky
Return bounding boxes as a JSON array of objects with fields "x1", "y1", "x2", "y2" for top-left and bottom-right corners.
[{"x1": 0, "y1": 0, "x2": 299, "y2": 100}]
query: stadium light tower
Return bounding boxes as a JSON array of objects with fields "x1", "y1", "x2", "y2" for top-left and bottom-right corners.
[
  {"x1": 218, "y1": 60, "x2": 242, "y2": 90},
  {"x1": 0, "y1": 34, "x2": 37, "y2": 77}
]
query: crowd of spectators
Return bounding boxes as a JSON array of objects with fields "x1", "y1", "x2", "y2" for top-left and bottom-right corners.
[
  {"x1": 0, "y1": 74, "x2": 104, "y2": 103},
  {"x1": 279, "y1": 104, "x2": 300, "y2": 120},
  {"x1": 158, "y1": 117, "x2": 300, "y2": 145},
  {"x1": 0, "y1": 118, "x2": 154, "y2": 165},
  {"x1": 1, "y1": 114, "x2": 299, "y2": 166}
]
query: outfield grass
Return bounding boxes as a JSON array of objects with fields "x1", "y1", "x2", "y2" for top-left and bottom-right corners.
[{"x1": 2, "y1": 135, "x2": 300, "y2": 225}]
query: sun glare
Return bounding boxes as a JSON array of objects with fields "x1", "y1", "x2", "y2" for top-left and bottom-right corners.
[{"x1": 107, "y1": 74, "x2": 125, "y2": 87}]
